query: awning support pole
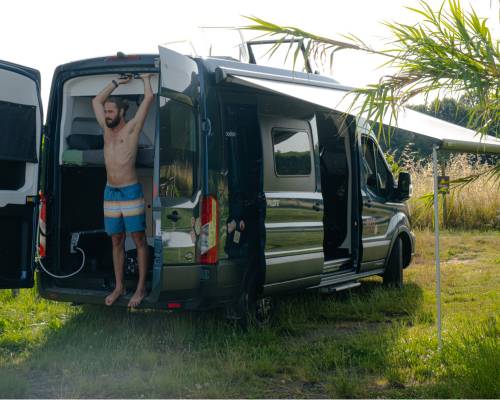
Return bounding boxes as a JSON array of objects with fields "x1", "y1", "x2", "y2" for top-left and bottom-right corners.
[{"x1": 432, "y1": 144, "x2": 442, "y2": 351}]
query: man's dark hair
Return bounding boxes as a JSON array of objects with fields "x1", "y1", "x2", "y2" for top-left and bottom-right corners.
[{"x1": 105, "y1": 97, "x2": 129, "y2": 118}]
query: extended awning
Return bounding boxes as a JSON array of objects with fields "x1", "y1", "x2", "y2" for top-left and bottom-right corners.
[
  {"x1": 218, "y1": 68, "x2": 500, "y2": 154},
  {"x1": 217, "y1": 65, "x2": 500, "y2": 352}
]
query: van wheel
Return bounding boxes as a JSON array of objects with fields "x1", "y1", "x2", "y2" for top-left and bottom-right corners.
[
  {"x1": 230, "y1": 270, "x2": 275, "y2": 330},
  {"x1": 383, "y1": 237, "x2": 403, "y2": 288}
]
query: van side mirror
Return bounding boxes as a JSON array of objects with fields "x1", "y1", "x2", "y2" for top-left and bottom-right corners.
[{"x1": 396, "y1": 172, "x2": 412, "y2": 201}]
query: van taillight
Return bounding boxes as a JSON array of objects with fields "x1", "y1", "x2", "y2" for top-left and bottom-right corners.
[
  {"x1": 38, "y1": 191, "x2": 46, "y2": 258},
  {"x1": 199, "y1": 195, "x2": 218, "y2": 265}
]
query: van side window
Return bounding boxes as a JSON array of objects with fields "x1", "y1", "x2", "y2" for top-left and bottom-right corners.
[
  {"x1": 374, "y1": 147, "x2": 390, "y2": 195},
  {"x1": 272, "y1": 129, "x2": 312, "y2": 176},
  {"x1": 159, "y1": 97, "x2": 197, "y2": 198},
  {"x1": 362, "y1": 137, "x2": 377, "y2": 190},
  {"x1": 362, "y1": 137, "x2": 391, "y2": 198}
]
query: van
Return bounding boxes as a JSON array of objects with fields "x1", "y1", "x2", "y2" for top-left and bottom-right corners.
[{"x1": 0, "y1": 47, "x2": 415, "y2": 320}]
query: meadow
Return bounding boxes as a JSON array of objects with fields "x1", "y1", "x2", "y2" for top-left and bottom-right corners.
[
  {"x1": 0, "y1": 230, "x2": 498, "y2": 398},
  {"x1": 404, "y1": 153, "x2": 500, "y2": 230}
]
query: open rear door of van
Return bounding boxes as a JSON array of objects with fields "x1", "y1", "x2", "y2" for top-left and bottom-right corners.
[
  {"x1": 157, "y1": 47, "x2": 204, "y2": 282},
  {"x1": 0, "y1": 60, "x2": 43, "y2": 289}
]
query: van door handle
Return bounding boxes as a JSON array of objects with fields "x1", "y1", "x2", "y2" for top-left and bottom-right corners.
[
  {"x1": 167, "y1": 211, "x2": 181, "y2": 222},
  {"x1": 312, "y1": 202, "x2": 321, "y2": 211}
]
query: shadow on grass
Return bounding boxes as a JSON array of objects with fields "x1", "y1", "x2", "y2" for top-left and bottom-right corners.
[{"x1": 0, "y1": 279, "x2": 426, "y2": 398}]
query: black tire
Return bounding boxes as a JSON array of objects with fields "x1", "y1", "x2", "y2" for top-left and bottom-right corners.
[
  {"x1": 383, "y1": 236, "x2": 403, "y2": 288},
  {"x1": 231, "y1": 270, "x2": 275, "y2": 330}
]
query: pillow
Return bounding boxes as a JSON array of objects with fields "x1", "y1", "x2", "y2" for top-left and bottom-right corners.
[{"x1": 66, "y1": 134, "x2": 104, "y2": 150}]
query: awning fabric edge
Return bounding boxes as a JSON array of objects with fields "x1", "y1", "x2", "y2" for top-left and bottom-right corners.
[{"x1": 223, "y1": 73, "x2": 500, "y2": 155}]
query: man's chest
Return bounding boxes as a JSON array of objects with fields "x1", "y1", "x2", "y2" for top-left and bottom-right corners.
[{"x1": 104, "y1": 132, "x2": 136, "y2": 152}]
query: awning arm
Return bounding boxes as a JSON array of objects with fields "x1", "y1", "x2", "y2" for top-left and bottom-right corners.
[{"x1": 432, "y1": 144, "x2": 443, "y2": 351}]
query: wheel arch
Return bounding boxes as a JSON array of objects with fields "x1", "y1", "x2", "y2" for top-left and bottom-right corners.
[{"x1": 387, "y1": 227, "x2": 414, "y2": 269}]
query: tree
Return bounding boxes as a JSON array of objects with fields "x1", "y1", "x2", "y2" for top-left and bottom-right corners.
[{"x1": 243, "y1": 0, "x2": 499, "y2": 140}]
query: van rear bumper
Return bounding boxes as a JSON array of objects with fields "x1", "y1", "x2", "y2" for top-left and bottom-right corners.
[
  {"x1": 38, "y1": 283, "x2": 204, "y2": 310},
  {"x1": 37, "y1": 259, "x2": 244, "y2": 310}
]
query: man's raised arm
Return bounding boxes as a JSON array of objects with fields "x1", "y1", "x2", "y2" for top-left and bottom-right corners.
[
  {"x1": 92, "y1": 76, "x2": 131, "y2": 128},
  {"x1": 129, "y1": 74, "x2": 154, "y2": 134}
]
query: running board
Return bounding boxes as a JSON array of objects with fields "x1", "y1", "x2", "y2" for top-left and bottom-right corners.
[
  {"x1": 309, "y1": 268, "x2": 385, "y2": 291},
  {"x1": 319, "y1": 281, "x2": 361, "y2": 294}
]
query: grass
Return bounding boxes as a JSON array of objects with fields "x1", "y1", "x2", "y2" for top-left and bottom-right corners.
[{"x1": 0, "y1": 230, "x2": 499, "y2": 398}]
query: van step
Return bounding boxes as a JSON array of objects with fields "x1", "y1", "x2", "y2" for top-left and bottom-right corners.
[{"x1": 319, "y1": 281, "x2": 361, "y2": 294}]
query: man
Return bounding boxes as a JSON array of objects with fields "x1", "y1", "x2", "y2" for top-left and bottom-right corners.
[{"x1": 92, "y1": 74, "x2": 154, "y2": 307}]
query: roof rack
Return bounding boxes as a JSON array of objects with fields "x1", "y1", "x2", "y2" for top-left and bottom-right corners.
[{"x1": 245, "y1": 38, "x2": 313, "y2": 73}]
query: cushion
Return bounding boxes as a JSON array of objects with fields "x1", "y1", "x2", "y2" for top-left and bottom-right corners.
[{"x1": 67, "y1": 134, "x2": 104, "y2": 150}]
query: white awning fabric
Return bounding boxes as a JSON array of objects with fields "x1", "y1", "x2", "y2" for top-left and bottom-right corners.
[{"x1": 226, "y1": 74, "x2": 500, "y2": 155}]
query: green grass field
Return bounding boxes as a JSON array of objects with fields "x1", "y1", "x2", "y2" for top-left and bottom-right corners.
[{"x1": 0, "y1": 230, "x2": 498, "y2": 398}]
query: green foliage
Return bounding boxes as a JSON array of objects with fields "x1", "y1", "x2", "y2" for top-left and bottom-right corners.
[
  {"x1": 243, "y1": 1, "x2": 499, "y2": 138},
  {"x1": 384, "y1": 151, "x2": 402, "y2": 176},
  {"x1": 352, "y1": 0, "x2": 499, "y2": 139}
]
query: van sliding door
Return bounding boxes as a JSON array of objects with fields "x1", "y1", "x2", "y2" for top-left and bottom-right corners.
[
  {"x1": 0, "y1": 60, "x2": 43, "y2": 289},
  {"x1": 260, "y1": 116, "x2": 323, "y2": 293}
]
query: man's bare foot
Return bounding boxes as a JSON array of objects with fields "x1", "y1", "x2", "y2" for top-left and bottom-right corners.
[
  {"x1": 105, "y1": 287, "x2": 125, "y2": 306},
  {"x1": 128, "y1": 288, "x2": 146, "y2": 308}
]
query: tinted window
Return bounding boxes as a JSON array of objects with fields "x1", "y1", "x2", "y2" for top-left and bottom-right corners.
[
  {"x1": 159, "y1": 97, "x2": 197, "y2": 198},
  {"x1": 374, "y1": 148, "x2": 390, "y2": 195},
  {"x1": 362, "y1": 137, "x2": 391, "y2": 198},
  {"x1": 272, "y1": 129, "x2": 312, "y2": 176},
  {"x1": 362, "y1": 137, "x2": 376, "y2": 190}
]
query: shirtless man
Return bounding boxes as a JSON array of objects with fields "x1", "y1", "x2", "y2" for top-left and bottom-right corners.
[{"x1": 92, "y1": 74, "x2": 154, "y2": 307}]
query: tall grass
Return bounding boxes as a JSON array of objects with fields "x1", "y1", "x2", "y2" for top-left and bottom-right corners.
[{"x1": 403, "y1": 153, "x2": 500, "y2": 230}]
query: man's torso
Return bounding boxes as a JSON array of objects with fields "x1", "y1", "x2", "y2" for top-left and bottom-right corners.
[{"x1": 103, "y1": 123, "x2": 139, "y2": 187}]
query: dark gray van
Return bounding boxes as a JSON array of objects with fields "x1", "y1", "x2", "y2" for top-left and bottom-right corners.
[{"x1": 0, "y1": 47, "x2": 415, "y2": 319}]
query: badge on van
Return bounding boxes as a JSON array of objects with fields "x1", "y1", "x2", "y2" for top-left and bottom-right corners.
[{"x1": 267, "y1": 199, "x2": 280, "y2": 207}]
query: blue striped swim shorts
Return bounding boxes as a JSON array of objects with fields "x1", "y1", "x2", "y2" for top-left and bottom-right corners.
[{"x1": 103, "y1": 183, "x2": 146, "y2": 235}]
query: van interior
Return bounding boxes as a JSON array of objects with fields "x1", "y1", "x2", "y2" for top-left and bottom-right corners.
[
  {"x1": 316, "y1": 111, "x2": 352, "y2": 261},
  {"x1": 53, "y1": 74, "x2": 158, "y2": 290}
]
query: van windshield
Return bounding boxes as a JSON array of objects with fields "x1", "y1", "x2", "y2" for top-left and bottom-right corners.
[{"x1": 159, "y1": 97, "x2": 198, "y2": 199}]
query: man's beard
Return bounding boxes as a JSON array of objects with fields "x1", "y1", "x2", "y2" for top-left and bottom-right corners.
[{"x1": 105, "y1": 115, "x2": 121, "y2": 128}]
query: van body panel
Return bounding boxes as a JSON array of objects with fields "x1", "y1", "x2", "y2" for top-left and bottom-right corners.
[
  {"x1": 161, "y1": 264, "x2": 201, "y2": 290},
  {"x1": 263, "y1": 274, "x2": 322, "y2": 295},
  {"x1": 264, "y1": 251, "x2": 324, "y2": 286},
  {"x1": 0, "y1": 60, "x2": 42, "y2": 289},
  {"x1": 361, "y1": 197, "x2": 395, "y2": 262}
]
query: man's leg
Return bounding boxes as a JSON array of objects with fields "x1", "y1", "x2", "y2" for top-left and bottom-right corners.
[
  {"x1": 105, "y1": 232, "x2": 126, "y2": 306},
  {"x1": 128, "y1": 231, "x2": 148, "y2": 307}
]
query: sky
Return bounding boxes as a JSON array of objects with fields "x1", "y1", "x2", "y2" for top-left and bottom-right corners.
[{"x1": 1, "y1": 0, "x2": 498, "y2": 110}]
